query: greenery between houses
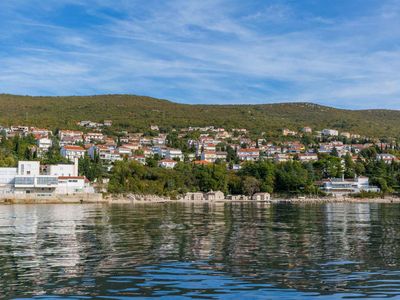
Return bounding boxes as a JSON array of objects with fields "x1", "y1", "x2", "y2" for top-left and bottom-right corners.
[
  {"x1": 1, "y1": 94, "x2": 400, "y2": 137},
  {"x1": 2, "y1": 135, "x2": 400, "y2": 197}
]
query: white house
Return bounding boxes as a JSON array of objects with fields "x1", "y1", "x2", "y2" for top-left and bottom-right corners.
[
  {"x1": 166, "y1": 148, "x2": 184, "y2": 161},
  {"x1": 252, "y1": 192, "x2": 271, "y2": 201},
  {"x1": 84, "y1": 132, "x2": 104, "y2": 143},
  {"x1": 201, "y1": 151, "x2": 217, "y2": 162},
  {"x1": 37, "y1": 137, "x2": 52, "y2": 151},
  {"x1": 56, "y1": 176, "x2": 94, "y2": 194},
  {"x1": 0, "y1": 160, "x2": 94, "y2": 196},
  {"x1": 49, "y1": 160, "x2": 78, "y2": 177},
  {"x1": 58, "y1": 130, "x2": 83, "y2": 140},
  {"x1": 237, "y1": 148, "x2": 260, "y2": 161},
  {"x1": 205, "y1": 191, "x2": 225, "y2": 201},
  {"x1": 158, "y1": 159, "x2": 178, "y2": 169},
  {"x1": 322, "y1": 176, "x2": 380, "y2": 196},
  {"x1": 322, "y1": 129, "x2": 339, "y2": 136},
  {"x1": 60, "y1": 145, "x2": 86, "y2": 161},
  {"x1": 377, "y1": 153, "x2": 398, "y2": 164},
  {"x1": 298, "y1": 153, "x2": 318, "y2": 163}
]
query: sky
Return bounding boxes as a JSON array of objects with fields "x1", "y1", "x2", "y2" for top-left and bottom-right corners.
[{"x1": 0, "y1": 0, "x2": 400, "y2": 109}]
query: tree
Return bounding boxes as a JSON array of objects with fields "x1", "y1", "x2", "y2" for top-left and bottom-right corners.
[{"x1": 242, "y1": 176, "x2": 261, "y2": 196}]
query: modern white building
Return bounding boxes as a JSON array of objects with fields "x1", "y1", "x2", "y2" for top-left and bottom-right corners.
[
  {"x1": 0, "y1": 160, "x2": 93, "y2": 197},
  {"x1": 322, "y1": 176, "x2": 380, "y2": 196}
]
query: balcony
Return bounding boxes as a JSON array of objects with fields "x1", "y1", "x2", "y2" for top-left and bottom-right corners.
[{"x1": 14, "y1": 176, "x2": 58, "y2": 188}]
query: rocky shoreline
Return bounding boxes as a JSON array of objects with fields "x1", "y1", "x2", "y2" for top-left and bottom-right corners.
[
  {"x1": 0, "y1": 193, "x2": 399, "y2": 205},
  {"x1": 106, "y1": 194, "x2": 400, "y2": 204}
]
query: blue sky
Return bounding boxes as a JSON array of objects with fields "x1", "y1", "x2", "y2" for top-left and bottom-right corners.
[{"x1": 0, "y1": 0, "x2": 400, "y2": 109}]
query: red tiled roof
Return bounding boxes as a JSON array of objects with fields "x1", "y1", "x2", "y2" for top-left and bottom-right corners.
[{"x1": 63, "y1": 145, "x2": 85, "y2": 151}]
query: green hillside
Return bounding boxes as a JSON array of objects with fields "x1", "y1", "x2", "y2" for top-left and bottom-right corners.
[{"x1": 0, "y1": 94, "x2": 399, "y2": 138}]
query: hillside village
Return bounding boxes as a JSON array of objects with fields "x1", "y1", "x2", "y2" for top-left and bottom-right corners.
[{"x1": 0, "y1": 120, "x2": 400, "y2": 199}]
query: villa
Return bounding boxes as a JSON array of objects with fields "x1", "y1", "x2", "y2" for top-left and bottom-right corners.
[
  {"x1": 0, "y1": 160, "x2": 94, "y2": 197},
  {"x1": 321, "y1": 176, "x2": 380, "y2": 196}
]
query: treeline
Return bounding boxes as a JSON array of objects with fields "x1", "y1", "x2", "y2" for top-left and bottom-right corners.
[
  {"x1": 2, "y1": 94, "x2": 400, "y2": 137},
  {"x1": 106, "y1": 152, "x2": 400, "y2": 197}
]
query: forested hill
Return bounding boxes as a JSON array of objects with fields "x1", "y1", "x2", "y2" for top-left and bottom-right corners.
[{"x1": 0, "y1": 94, "x2": 399, "y2": 137}]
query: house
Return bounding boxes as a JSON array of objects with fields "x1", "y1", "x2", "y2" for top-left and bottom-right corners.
[
  {"x1": 0, "y1": 160, "x2": 94, "y2": 196},
  {"x1": 166, "y1": 148, "x2": 184, "y2": 161},
  {"x1": 131, "y1": 155, "x2": 146, "y2": 165},
  {"x1": 322, "y1": 129, "x2": 339, "y2": 136},
  {"x1": 59, "y1": 130, "x2": 84, "y2": 146},
  {"x1": 183, "y1": 192, "x2": 205, "y2": 201},
  {"x1": 298, "y1": 153, "x2": 318, "y2": 163},
  {"x1": 117, "y1": 146, "x2": 132, "y2": 156},
  {"x1": 376, "y1": 153, "x2": 398, "y2": 164},
  {"x1": 252, "y1": 192, "x2": 271, "y2": 201},
  {"x1": 37, "y1": 137, "x2": 53, "y2": 155},
  {"x1": 274, "y1": 153, "x2": 290, "y2": 163},
  {"x1": 287, "y1": 142, "x2": 305, "y2": 154},
  {"x1": 58, "y1": 130, "x2": 83, "y2": 140},
  {"x1": 93, "y1": 146, "x2": 122, "y2": 163},
  {"x1": 30, "y1": 127, "x2": 52, "y2": 138},
  {"x1": 282, "y1": 129, "x2": 297, "y2": 136},
  {"x1": 237, "y1": 148, "x2": 259, "y2": 161},
  {"x1": 321, "y1": 176, "x2": 380, "y2": 196},
  {"x1": 60, "y1": 145, "x2": 86, "y2": 161},
  {"x1": 340, "y1": 132, "x2": 351, "y2": 139},
  {"x1": 201, "y1": 151, "x2": 217, "y2": 163},
  {"x1": 302, "y1": 127, "x2": 312, "y2": 134},
  {"x1": 48, "y1": 161, "x2": 78, "y2": 177},
  {"x1": 56, "y1": 176, "x2": 94, "y2": 194},
  {"x1": 84, "y1": 132, "x2": 104, "y2": 143},
  {"x1": 216, "y1": 151, "x2": 227, "y2": 161},
  {"x1": 103, "y1": 120, "x2": 112, "y2": 127},
  {"x1": 205, "y1": 191, "x2": 225, "y2": 201},
  {"x1": 158, "y1": 159, "x2": 178, "y2": 169}
]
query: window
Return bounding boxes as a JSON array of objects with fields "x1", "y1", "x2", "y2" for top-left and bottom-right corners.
[
  {"x1": 37, "y1": 177, "x2": 58, "y2": 185},
  {"x1": 15, "y1": 177, "x2": 34, "y2": 185}
]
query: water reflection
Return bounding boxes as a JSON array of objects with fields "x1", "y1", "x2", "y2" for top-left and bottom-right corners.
[{"x1": 1, "y1": 202, "x2": 400, "y2": 299}]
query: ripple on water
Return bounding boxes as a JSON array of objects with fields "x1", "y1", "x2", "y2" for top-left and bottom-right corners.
[{"x1": 3, "y1": 202, "x2": 400, "y2": 299}]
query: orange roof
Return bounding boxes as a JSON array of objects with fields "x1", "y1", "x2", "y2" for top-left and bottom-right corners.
[
  {"x1": 63, "y1": 145, "x2": 85, "y2": 151},
  {"x1": 238, "y1": 148, "x2": 259, "y2": 152},
  {"x1": 203, "y1": 151, "x2": 216, "y2": 155},
  {"x1": 194, "y1": 160, "x2": 210, "y2": 165}
]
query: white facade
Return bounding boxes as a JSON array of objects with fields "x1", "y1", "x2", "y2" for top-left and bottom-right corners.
[
  {"x1": 159, "y1": 159, "x2": 177, "y2": 169},
  {"x1": 322, "y1": 129, "x2": 339, "y2": 136},
  {"x1": 18, "y1": 161, "x2": 40, "y2": 176},
  {"x1": 60, "y1": 146, "x2": 86, "y2": 161},
  {"x1": 166, "y1": 149, "x2": 184, "y2": 161},
  {"x1": 49, "y1": 160, "x2": 78, "y2": 177},
  {"x1": 322, "y1": 176, "x2": 380, "y2": 196},
  {"x1": 0, "y1": 161, "x2": 94, "y2": 196},
  {"x1": 252, "y1": 192, "x2": 271, "y2": 201},
  {"x1": 56, "y1": 177, "x2": 94, "y2": 194},
  {"x1": 37, "y1": 138, "x2": 52, "y2": 151}
]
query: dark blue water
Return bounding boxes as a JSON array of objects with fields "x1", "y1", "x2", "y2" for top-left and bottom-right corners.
[{"x1": 2, "y1": 202, "x2": 400, "y2": 299}]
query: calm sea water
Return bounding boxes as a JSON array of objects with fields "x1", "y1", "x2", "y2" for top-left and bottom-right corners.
[{"x1": 1, "y1": 202, "x2": 400, "y2": 299}]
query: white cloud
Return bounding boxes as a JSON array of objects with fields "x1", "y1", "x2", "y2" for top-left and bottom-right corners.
[{"x1": 0, "y1": 0, "x2": 399, "y2": 109}]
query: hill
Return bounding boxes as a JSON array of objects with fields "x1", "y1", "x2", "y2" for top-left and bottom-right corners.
[{"x1": 0, "y1": 94, "x2": 399, "y2": 138}]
